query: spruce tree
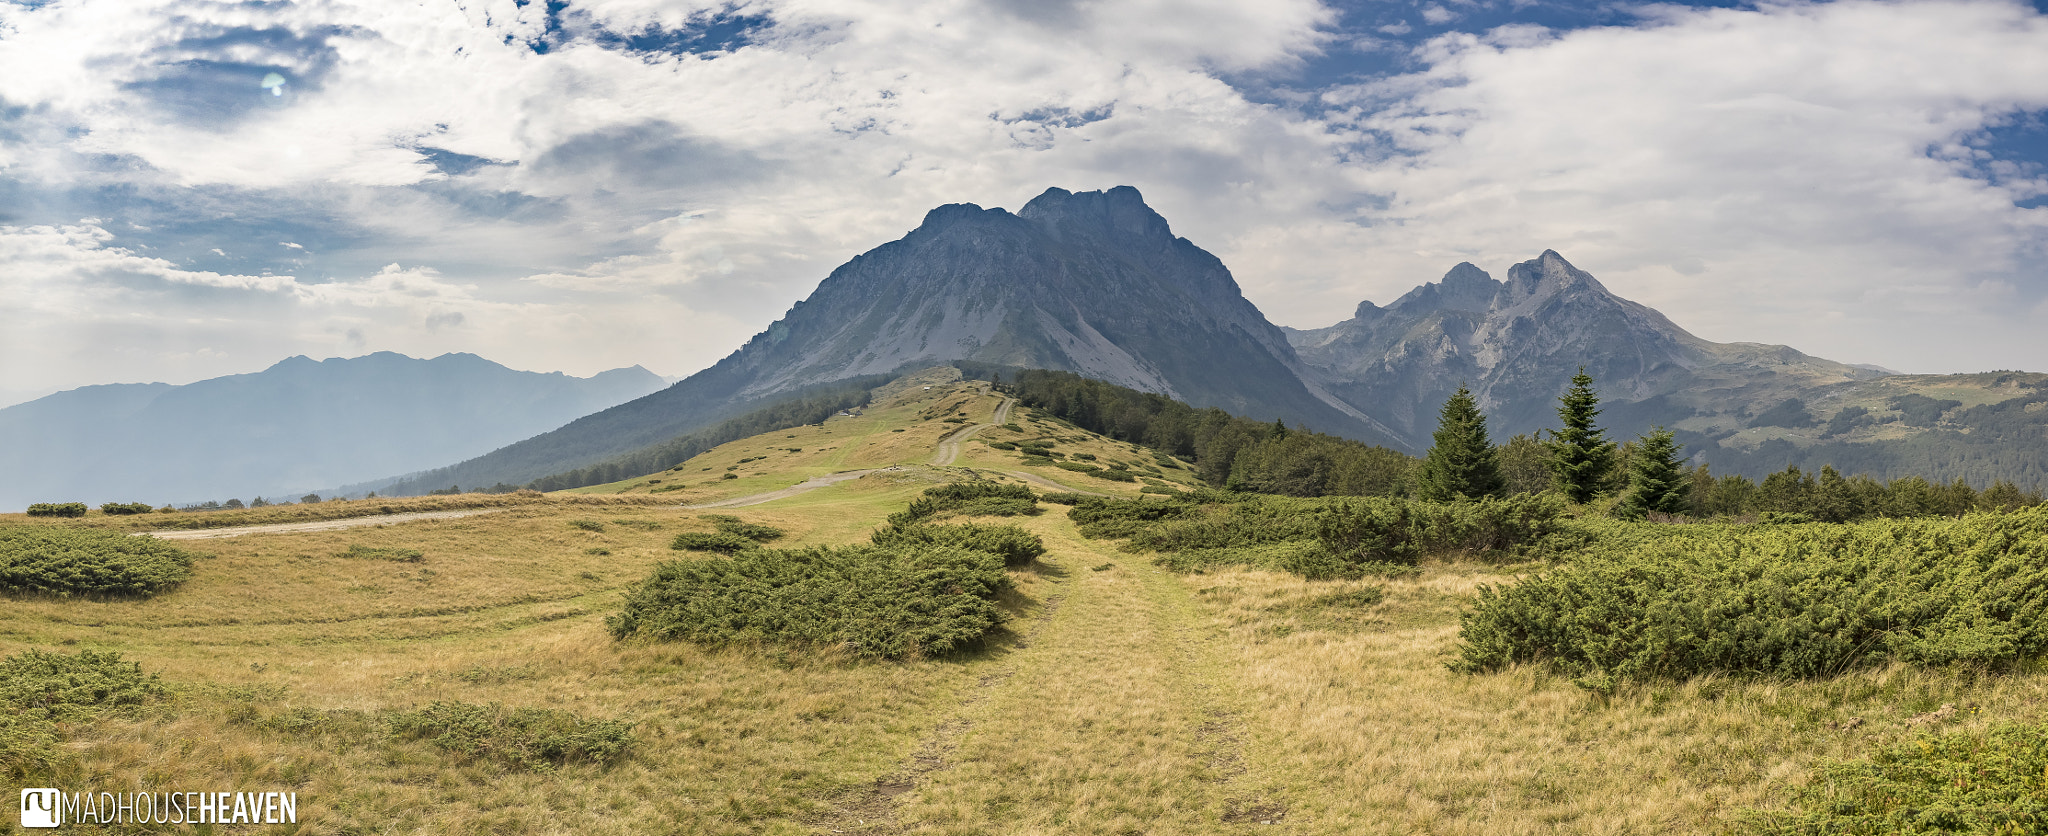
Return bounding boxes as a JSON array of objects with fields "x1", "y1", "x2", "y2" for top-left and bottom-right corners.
[
  {"x1": 1546, "y1": 368, "x2": 1616, "y2": 504},
  {"x1": 1416, "y1": 385, "x2": 1506, "y2": 502},
  {"x1": 1616, "y1": 427, "x2": 1688, "y2": 519}
]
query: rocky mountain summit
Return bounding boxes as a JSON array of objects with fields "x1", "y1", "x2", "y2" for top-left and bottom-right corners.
[
  {"x1": 356, "y1": 188, "x2": 2045, "y2": 496},
  {"x1": 709, "y1": 185, "x2": 1394, "y2": 442},
  {"x1": 1288, "y1": 251, "x2": 1884, "y2": 449},
  {"x1": 382, "y1": 186, "x2": 1412, "y2": 495}
]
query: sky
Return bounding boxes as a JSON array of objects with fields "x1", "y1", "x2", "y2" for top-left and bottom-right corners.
[{"x1": 3, "y1": 0, "x2": 2047, "y2": 405}]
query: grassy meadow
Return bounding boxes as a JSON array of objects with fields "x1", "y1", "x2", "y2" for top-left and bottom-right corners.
[{"x1": 4, "y1": 378, "x2": 2044, "y2": 834}]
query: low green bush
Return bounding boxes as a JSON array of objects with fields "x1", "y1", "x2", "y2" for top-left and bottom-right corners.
[
  {"x1": 1020, "y1": 455, "x2": 1056, "y2": 466},
  {"x1": 1741, "y1": 720, "x2": 2048, "y2": 834},
  {"x1": 702, "y1": 514, "x2": 785, "y2": 542},
  {"x1": 1, "y1": 649, "x2": 164, "y2": 780},
  {"x1": 1454, "y1": 507, "x2": 2048, "y2": 688},
  {"x1": 1, "y1": 648, "x2": 164, "y2": 720},
  {"x1": 98, "y1": 502, "x2": 154, "y2": 515},
  {"x1": 871, "y1": 522, "x2": 1045, "y2": 567},
  {"x1": 339, "y1": 545, "x2": 425, "y2": 562},
  {"x1": 1086, "y1": 468, "x2": 1138, "y2": 482},
  {"x1": 924, "y1": 482, "x2": 1036, "y2": 503},
  {"x1": 670, "y1": 531, "x2": 760, "y2": 553},
  {"x1": 609, "y1": 544, "x2": 1010, "y2": 659},
  {"x1": 385, "y1": 701, "x2": 633, "y2": 771},
  {"x1": 1, "y1": 527, "x2": 198, "y2": 596},
  {"x1": 1055, "y1": 461, "x2": 1101, "y2": 473},
  {"x1": 26, "y1": 502, "x2": 87, "y2": 518},
  {"x1": 886, "y1": 483, "x2": 1040, "y2": 527},
  {"x1": 1067, "y1": 496, "x2": 1199, "y2": 539},
  {"x1": 569, "y1": 519, "x2": 605, "y2": 532},
  {"x1": 987, "y1": 441, "x2": 1018, "y2": 450},
  {"x1": 1038, "y1": 492, "x2": 1091, "y2": 505},
  {"x1": 1083, "y1": 493, "x2": 1568, "y2": 580}
]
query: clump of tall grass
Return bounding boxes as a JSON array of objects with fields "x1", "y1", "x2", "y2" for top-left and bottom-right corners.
[{"x1": 385, "y1": 701, "x2": 633, "y2": 771}]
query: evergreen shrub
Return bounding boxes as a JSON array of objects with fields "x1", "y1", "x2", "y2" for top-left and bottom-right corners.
[
  {"x1": 609, "y1": 544, "x2": 1009, "y2": 659},
  {"x1": 98, "y1": 502, "x2": 154, "y2": 515},
  {"x1": 0, "y1": 527, "x2": 198, "y2": 596},
  {"x1": 1740, "y1": 720, "x2": 2048, "y2": 834},
  {"x1": 25, "y1": 503, "x2": 87, "y2": 518},
  {"x1": 871, "y1": 522, "x2": 1045, "y2": 567},
  {"x1": 1454, "y1": 506, "x2": 2048, "y2": 687},
  {"x1": 1, "y1": 649, "x2": 163, "y2": 780}
]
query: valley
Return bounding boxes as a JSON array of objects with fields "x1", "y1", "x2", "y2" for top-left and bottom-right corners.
[{"x1": 5, "y1": 371, "x2": 2042, "y2": 834}]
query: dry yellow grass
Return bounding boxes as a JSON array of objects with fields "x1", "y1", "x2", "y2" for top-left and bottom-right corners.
[{"x1": 8, "y1": 381, "x2": 2045, "y2": 834}]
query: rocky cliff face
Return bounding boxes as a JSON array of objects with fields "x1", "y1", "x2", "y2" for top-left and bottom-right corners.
[
  {"x1": 690, "y1": 185, "x2": 1398, "y2": 444},
  {"x1": 369, "y1": 187, "x2": 1411, "y2": 495},
  {"x1": 1287, "y1": 251, "x2": 1884, "y2": 449}
]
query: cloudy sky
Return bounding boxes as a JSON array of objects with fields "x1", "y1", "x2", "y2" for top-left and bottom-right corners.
[{"x1": 3, "y1": 0, "x2": 2046, "y2": 404}]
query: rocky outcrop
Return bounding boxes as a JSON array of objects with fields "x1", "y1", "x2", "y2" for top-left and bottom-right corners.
[{"x1": 1287, "y1": 251, "x2": 1884, "y2": 449}]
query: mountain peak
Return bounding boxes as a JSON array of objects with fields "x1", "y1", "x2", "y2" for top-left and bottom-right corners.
[
  {"x1": 915, "y1": 202, "x2": 1005, "y2": 233},
  {"x1": 1388, "y1": 261, "x2": 1503, "y2": 314},
  {"x1": 1501, "y1": 249, "x2": 1617, "y2": 305},
  {"x1": 1016, "y1": 185, "x2": 1172, "y2": 243}
]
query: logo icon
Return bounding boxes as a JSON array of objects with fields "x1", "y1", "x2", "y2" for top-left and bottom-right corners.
[{"x1": 21, "y1": 788, "x2": 62, "y2": 828}]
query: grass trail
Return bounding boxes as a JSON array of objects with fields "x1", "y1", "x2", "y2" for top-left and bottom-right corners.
[{"x1": 813, "y1": 515, "x2": 1285, "y2": 835}]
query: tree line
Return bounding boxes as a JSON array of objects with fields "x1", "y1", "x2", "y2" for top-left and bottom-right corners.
[
  {"x1": 973, "y1": 362, "x2": 2042, "y2": 520},
  {"x1": 1413, "y1": 369, "x2": 2043, "y2": 521},
  {"x1": 963, "y1": 364, "x2": 1413, "y2": 497}
]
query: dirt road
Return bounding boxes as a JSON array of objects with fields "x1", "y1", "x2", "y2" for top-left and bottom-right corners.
[
  {"x1": 682, "y1": 468, "x2": 890, "y2": 509},
  {"x1": 140, "y1": 508, "x2": 512, "y2": 540},
  {"x1": 930, "y1": 396, "x2": 1015, "y2": 466}
]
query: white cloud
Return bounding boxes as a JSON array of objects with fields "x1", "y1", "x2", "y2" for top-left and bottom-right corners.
[
  {"x1": 4, "y1": 0, "x2": 2048, "y2": 392},
  {"x1": 1267, "y1": 0, "x2": 2048, "y2": 373}
]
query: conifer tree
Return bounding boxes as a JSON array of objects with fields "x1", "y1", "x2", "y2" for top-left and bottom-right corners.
[
  {"x1": 1546, "y1": 368, "x2": 1616, "y2": 504},
  {"x1": 1616, "y1": 427, "x2": 1688, "y2": 519},
  {"x1": 1416, "y1": 385, "x2": 1505, "y2": 502}
]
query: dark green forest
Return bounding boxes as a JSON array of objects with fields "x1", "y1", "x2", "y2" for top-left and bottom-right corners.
[
  {"x1": 959, "y1": 364, "x2": 1414, "y2": 497},
  {"x1": 1684, "y1": 390, "x2": 2048, "y2": 490},
  {"x1": 965, "y1": 363, "x2": 2042, "y2": 520}
]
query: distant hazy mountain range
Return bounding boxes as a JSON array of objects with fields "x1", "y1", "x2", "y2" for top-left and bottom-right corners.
[
  {"x1": 351, "y1": 186, "x2": 2048, "y2": 494},
  {"x1": 0, "y1": 353, "x2": 664, "y2": 510}
]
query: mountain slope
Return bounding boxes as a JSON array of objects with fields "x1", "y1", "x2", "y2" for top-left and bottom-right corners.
[
  {"x1": 369, "y1": 186, "x2": 1407, "y2": 495},
  {"x1": 0, "y1": 353, "x2": 664, "y2": 509},
  {"x1": 1287, "y1": 251, "x2": 1884, "y2": 449}
]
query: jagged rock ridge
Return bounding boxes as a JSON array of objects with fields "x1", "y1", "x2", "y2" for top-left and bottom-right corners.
[{"x1": 1286, "y1": 251, "x2": 1886, "y2": 450}]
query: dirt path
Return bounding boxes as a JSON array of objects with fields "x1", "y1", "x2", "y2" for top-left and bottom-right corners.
[
  {"x1": 682, "y1": 468, "x2": 891, "y2": 509},
  {"x1": 815, "y1": 516, "x2": 1266, "y2": 834},
  {"x1": 140, "y1": 508, "x2": 512, "y2": 540},
  {"x1": 928, "y1": 396, "x2": 1014, "y2": 466},
  {"x1": 992, "y1": 468, "x2": 1111, "y2": 497}
]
